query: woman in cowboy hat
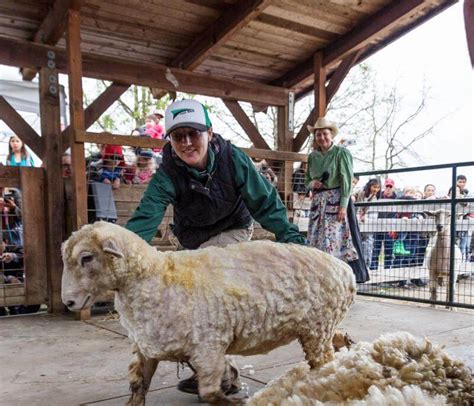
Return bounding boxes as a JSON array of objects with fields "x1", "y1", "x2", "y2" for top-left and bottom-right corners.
[{"x1": 305, "y1": 117, "x2": 369, "y2": 283}]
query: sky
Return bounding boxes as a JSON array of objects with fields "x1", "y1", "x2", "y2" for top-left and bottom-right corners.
[{"x1": 0, "y1": 1, "x2": 472, "y2": 195}]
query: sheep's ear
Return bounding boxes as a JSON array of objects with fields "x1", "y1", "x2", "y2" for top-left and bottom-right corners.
[
  {"x1": 102, "y1": 239, "x2": 124, "y2": 258},
  {"x1": 423, "y1": 210, "x2": 435, "y2": 217}
]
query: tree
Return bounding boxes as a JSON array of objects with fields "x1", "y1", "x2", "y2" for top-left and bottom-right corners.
[
  {"x1": 213, "y1": 63, "x2": 443, "y2": 171},
  {"x1": 83, "y1": 80, "x2": 171, "y2": 133}
]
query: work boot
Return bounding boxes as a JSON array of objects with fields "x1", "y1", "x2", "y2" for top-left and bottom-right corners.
[{"x1": 177, "y1": 359, "x2": 241, "y2": 395}]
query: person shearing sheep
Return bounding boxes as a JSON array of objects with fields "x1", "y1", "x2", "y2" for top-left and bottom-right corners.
[{"x1": 125, "y1": 99, "x2": 306, "y2": 396}]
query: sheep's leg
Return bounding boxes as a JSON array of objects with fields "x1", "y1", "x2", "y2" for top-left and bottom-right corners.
[
  {"x1": 299, "y1": 333, "x2": 334, "y2": 370},
  {"x1": 191, "y1": 351, "x2": 237, "y2": 405},
  {"x1": 127, "y1": 344, "x2": 159, "y2": 406}
]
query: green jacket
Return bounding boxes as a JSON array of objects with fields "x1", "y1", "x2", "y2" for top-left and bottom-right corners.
[
  {"x1": 126, "y1": 143, "x2": 305, "y2": 245},
  {"x1": 305, "y1": 144, "x2": 353, "y2": 208}
]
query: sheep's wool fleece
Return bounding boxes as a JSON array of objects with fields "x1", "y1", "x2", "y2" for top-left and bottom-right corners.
[
  {"x1": 63, "y1": 222, "x2": 356, "y2": 363},
  {"x1": 248, "y1": 332, "x2": 473, "y2": 406}
]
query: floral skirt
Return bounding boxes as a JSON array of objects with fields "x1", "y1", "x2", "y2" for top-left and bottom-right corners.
[{"x1": 307, "y1": 188, "x2": 358, "y2": 263}]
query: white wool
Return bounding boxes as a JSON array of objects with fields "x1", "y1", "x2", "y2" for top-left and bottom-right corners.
[
  {"x1": 62, "y1": 221, "x2": 356, "y2": 403},
  {"x1": 248, "y1": 332, "x2": 472, "y2": 406}
]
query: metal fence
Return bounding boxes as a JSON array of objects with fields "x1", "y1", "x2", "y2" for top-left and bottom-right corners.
[{"x1": 352, "y1": 162, "x2": 474, "y2": 310}]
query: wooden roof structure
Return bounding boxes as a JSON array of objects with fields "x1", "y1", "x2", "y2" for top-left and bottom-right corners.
[{"x1": 1, "y1": 0, "x2": 457, "y2": 97}]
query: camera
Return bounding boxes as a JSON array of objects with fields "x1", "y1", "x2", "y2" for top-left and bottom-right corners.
[{"x1": 3, "y1": 192, "x2": 14, "y2": 200}]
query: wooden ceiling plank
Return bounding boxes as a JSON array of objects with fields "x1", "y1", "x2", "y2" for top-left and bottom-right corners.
[
  {"x1": 170, "y1": 0, "x2": 272, "y2": 70},
  {"x1": 0, "y1": 96, "x2": 43, "y2": 157},
  {"x1": 271, "y1": 0, "x2": 426, "y2": 89},
  {"x1": 223, "y1": 100, "x2": 270, "y2": 150},
  {"x1": 0, "y1": 37, "x2": 289, "y2": 106}
]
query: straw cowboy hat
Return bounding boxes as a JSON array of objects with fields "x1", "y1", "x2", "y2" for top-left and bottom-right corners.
[{"x1": 307, "y1": 117, "x2": 338, "y2": 136}]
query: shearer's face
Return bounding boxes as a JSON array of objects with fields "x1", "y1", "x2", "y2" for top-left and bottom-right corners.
[{"x1": 170, "y1": 127, "x2": 212, "y2": 170}]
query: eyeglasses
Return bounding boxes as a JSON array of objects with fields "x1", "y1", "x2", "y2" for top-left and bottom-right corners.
[{"x1": 169, "y1": 129, "x2": 204, "y2": 143}]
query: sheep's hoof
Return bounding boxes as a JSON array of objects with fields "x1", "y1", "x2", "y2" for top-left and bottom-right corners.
[{"x1": 126, "y1": 394, "x2": 145, "y2": 406}]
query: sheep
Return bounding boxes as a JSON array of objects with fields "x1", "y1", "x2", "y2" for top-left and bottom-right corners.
[
  {"x1": 61, "y1": 221, "x2": 356, "y2": 405},
  {"x1": 424, "y1": 210, "x2": 463, "y2": 307},
  {"x1": 248, "y1": 331, "x2": 474, "y2": 406}
]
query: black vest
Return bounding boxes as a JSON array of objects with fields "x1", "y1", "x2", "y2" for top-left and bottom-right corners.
[{"x1": 160, "y1": 134, "x2": 252, "y2": 249}]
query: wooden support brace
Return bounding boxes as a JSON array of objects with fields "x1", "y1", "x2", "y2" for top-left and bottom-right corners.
[
  {"x1": 62, "y1": 82, "x2": 130, "y2": 150},
  {"x1": 0, "y1": 96, "x2": 43, "y2": 157},
  {"x1": 326, "y1": 49, "x2": 362, "y2": 105},
  {"x1": 223, "y1": 100, "x2": 270, "y2": 150}
]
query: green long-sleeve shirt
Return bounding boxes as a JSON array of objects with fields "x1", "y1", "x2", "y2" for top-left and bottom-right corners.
[
  {"x1": 126, "y1": 144, "x2": 305, "y2": 245},
  {"x1": 305, "y1": 144, "x2": 353, "y2": 208}
]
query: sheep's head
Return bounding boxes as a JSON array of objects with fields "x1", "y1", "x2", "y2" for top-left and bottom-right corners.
[
  {"x1": 423, "y1": 209, "x2": 463, "y2": 232},
  {"x1": 61, "y1": 222, "x2": 125, "y2": 312}
]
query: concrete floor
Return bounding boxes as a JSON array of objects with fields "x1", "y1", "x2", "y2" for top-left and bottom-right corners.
[{"x1": 0, "y1": 297, "x2": 472, "y2": 406}]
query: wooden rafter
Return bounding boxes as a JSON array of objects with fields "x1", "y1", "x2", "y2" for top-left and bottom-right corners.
[
  {"x1": 223, "y1": 100, "x2": 270, "y2": 150},
  {"x1": 292, "y1": 50, "x2": 360, "y2": 152},
  {"x1": 271, "y1": 0, "x2": 426, "y2": 89},
  {"x1": 61, "y1": 82, "x2": 130, "y2": 150},
  {"x1": 21, "y1": 0, "x2": 83, "y2": 80},
  {"x1": 170, "y1": 0, "x2": 272, "y2": 70},
  {"x1": 0, "y1": 96, "x2": 43, "y2": 157},
  {"x1": 326, "y1": 49, "x2": 362, "y2": 104},
  {"x1": 0, "y1": 37, "x2": 288, "y2": 107}
]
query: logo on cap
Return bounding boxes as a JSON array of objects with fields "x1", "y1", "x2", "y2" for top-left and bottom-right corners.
[{"x1": 171, "y1": 108, "x2": 195, "y2": 119}]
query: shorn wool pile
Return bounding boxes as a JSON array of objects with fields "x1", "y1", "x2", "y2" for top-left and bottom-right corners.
[
  {"x1": 61, "y1": 222, "x2": 356, "y2": 405},
  {"x1": 248, "y1": 332, "x2": 473, "y2": 406}
]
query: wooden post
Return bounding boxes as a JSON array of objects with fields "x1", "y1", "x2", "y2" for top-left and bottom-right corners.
[
  {"x1": 66, "y1": 8, "x2": 90, "y2": 319},
  {"x1": 39, "y1": 67, "x2": 65, "y2": 313},
  {"x1": 277, "y1": 104, "x2": 294, "y2": 209},
  {"x1": 314, "y1": 52, "x2": 327, "y2": 122}
]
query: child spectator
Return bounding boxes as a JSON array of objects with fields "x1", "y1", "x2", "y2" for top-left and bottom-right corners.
[
  {"x1": 98, "y1": 145, "x2": 124, "y2": 190},
  {"x1": 144, "y1": 113, "x2": 164, "y2": 151},
  {"x1": 6, "y1": 135, "x2": 34, "y2": 167},
  {"x1": 132, "y1": 149, "x2": 155, "y2": 184}
]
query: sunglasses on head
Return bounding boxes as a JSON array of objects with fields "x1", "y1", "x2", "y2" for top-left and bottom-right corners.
[
  {"x1": 169, "y1": 129, "x2": 204, "y2": 143},
  {"x1": 385, "y1": 185, "x2": 393, "y2": 188}
]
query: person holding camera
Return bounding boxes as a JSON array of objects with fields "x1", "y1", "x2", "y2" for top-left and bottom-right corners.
[{"x1": 305, "y1": 117, "x2": 368, "y2": 283}]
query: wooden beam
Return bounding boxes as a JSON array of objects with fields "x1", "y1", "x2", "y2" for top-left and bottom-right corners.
[
  {"x1": 292, "y1": 52, "x2": 326, "y2": 153},
  {"x1": 271, "y1": 0, "x2": 426, "y2": 89},
  {"x1": 21, "y1": 168, "x2": 48, "y2": 306},
  {"x1": 0, "y1": 96, "x2": 43, "y2": 157},
  {"x1": 0, "y1": 37, "x2": 288, "y2": 106},
  {"x1": 39, "y1": 67, "x2": 65, "y2": 313},
  {"x1": 67, "y1": 8, "x2": 90, "y2": 320},
  {"x1": 292, "y1": 107, "x2": 315, "y2": 153},
  {"x1": 326, "y1": 50, "x2": 362, "y2": 104},
  {"x1": 76, "y1": 130, "x2": 308, "y2": 162},
  {"x1": 35, "y1": 0, "x2": 83, "y2": 44},
  {"x1": 170, "y1": 0, "x2": 272, "y2": 70},
  {"x1": 22, "y1": 0, "x2": 83, "y2": 80},
  {"x1": 223, "y1": 100, "x2": 270, "y2": 150},
  {"x1": 62, "y1": 82, "x2": 130, "y2": 150}
]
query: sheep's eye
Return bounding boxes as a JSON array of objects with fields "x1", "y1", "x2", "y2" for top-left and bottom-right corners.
[{"x1": 81, "y1": 255, "x2": 94, "y2": 267}]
